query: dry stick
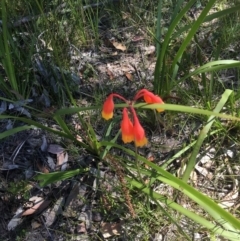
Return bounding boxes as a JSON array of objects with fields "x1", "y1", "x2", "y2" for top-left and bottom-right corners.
[{"x1": 40, "y1": 216, "x2": 54, "y2": 241}]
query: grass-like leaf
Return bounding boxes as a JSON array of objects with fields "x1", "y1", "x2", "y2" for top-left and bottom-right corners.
[
  {"x1": 35, "y1": 168, "x2": 87, "y2": 187},
  {"x1": 173, "y1": 4, "x2": 240, "y2": 39},
  {"x1": 128, "y1": 178, "x2": 240, "y2": 241},
  {"x1": 0, "y1": 1, "x2": 18, "y2": 93},
  {"x1": 182, "y1": 89, "x2": 233, "y2": 182},
  {"x1": 0, "y1": 125, "x2": 33, "y2": 139},
  {"x1": 170, "y1": 0, "x2": 216, "y2": 74},
  {"x1": 176, "y1": 60, "x2": 240, "y2": 84},
  {"x1": 99, "y1": 141, "x2": 240, "y2": 239},
  {"x1": 154, "y1": 0, "x2": 196, "y2": 94}
]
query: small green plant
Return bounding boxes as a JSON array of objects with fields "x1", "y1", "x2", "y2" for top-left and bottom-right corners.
[{"x1": 8, "y1": 180, "x2": 31, "y2": 200}]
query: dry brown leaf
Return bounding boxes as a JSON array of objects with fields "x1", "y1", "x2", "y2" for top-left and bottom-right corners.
[
  {"x1": 74, "y1": 123, "x2": 81, "y2": 131},
  {"x1": 121, "y1": 12, "x2": 130, "y2": 19},
  {"x1": 125, "y1": 72, "x2": 133, "y2": 81},
  {"x1": 143, "y1": 45, "x2": 155, "y2": 55},
  {"x1": 31, "y1": 220, "x2": 41, "y2": 229},
  {"x1": 111, "y1": 40, "x2": 126, "y2": 51},
  {"x1": 36, "y1": 162, "x2": 49, "y2": 173},
  {"x1": 48, "y1": 144, "x2": 65, "y2": 154},
  {"x1": 145, "y1": 152, "x2": 155, "y2": 168},
  {"x1": 56, "y1": 152, "x2": 65, "y2": 168},
  {"x1": 101, "y1": 222, "x2": 122, "y2": 238},
  {"x1": 22, "y1": 197, "x2": 50, "y2": 216},
  {"x1": 106, "y1": 68, "x2": 115, "y2": 80},
  {"x1": 131, "y1": 35, "x2": 145, "y2": 42},
  {"x1": 44, "y1": 197, "x2": 65, "y2": 227},
  {"x1": 190, "y1": 171, "x2": 198, "y2": 185},
  {"x1": 62, "y1": 152, "x2": 68, "y2": 171},
  {"x1": 76, "y1": 222, "x2": 87, "y2": 234},
  {"x1": 56, "y1": 152, "x2": 68, "y2": 171},
  {"x1": 76, "y1": 134, "x2": 83, "y2": 142},
  {"x1": 195, "y1": 165, "x2": 209, "y2": 178},
  {"x1": 7, "y1": 207, "x2": 24, "y2": 231},
  {"x1": 47, "y1": 156, "x2": 56, "y2": 170}
]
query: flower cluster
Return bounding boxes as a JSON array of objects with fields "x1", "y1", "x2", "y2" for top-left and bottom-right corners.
[{"x1": 102, "y1": 89, "x2": 164, "y2": 147}]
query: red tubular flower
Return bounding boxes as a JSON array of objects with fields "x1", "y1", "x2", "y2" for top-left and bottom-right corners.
[
  {"x1": 102, "y1": 94, "x2": 114, "y2": 120},
  {"x1": 134, "y1": 89, "x2": 164, "y2": 112},
  {"x1": 131, "y1": 108, "x2": 148, "y2": 147},
  {"x1": 102, "y1": 93, "x2": 128, "y2": 120},
  {"x1": 120, "y1": 108, "x2": 134, "y2": 143}
]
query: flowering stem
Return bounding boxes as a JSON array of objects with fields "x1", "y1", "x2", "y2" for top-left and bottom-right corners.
[
  {"x1": 133, "y1": 89, "x2": 147, "y2": 101},
  {"x1": 131, "y1": 106, "x2": 145, "y2": 184},
  {"x1": 135, "y1": 145, "x2": 145, "y2": 185},
  {"x1": 112, "y1": 93, "x2": 128, "y2": 103},
  {"x1": 129, "y1": 106, "x2": 137, "y2": 121}
]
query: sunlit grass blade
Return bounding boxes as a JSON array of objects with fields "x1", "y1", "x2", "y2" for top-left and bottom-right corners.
[
  {"x1": 0, "y1": 115, "x2": 93, "y2": 151},
  {"x1": 154, "y1": 0, "x2": 196, "y2": 94},
  {"x1": 173, "y1": 4, "x2": 240, "y2": 39},
  {"x1": 170, "y1": 0, "x2": 186, "y2": 24},
  {"x1": 128, "y1": 179, "x2": 240, "y2": 241},
  {"x1": 176, "y1": 60, "x2": 240, "y2": 84},
  {"x1": 123, "y1": 102, "x2": 240, "y2": 121},
  {"x1": 182, "y1": 89, "x2": 232, "y2": 182},
  {"x1": 54, "y1": 115, "x2": 73, "y2": 137},
  {"x1": 137, "y1": 162, "x2": 240, "y2": 231},
  {"x1": 100, "y1": 129, "x2": 121, "y2": 159},
  {"x1": 171, "y1": 0, "x2": 217, "y2": 73},
  {"x1": 0, "y1": 125, "x2": 33, "y2": 139},
  {"x1": 156, "y1": 0, "x2": 162, "y2": 56},
  {"x1": 54, "y1": 106, "x2": 100, "y2": 116},
  {"x1": 0, "y1": 0, "x2": 18, "y2": 92},
  {"x1": 54, "y1": 101, "x2": 240, "y2": 122},
  {"x1": 99, "y1": 141, "x2": 240, "y2": 232},
  {"x1": 160, "y1": 129, "x2": 221, "y2": 169},
  {"x1": 35, "y1": 168, "x2": 88, "y2": 187}
]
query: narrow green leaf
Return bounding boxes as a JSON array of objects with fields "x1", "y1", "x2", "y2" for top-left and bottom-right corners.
[
  {"x1": 129, "y1": 179, "x2": 240, "y2": 240},
  {"x1": 182, "y1": 89, "x2": 233, "y2": 182},
  {"x1": 176, "y1": 60, "x2": 240, "y2": 84},
  {"x1": 171, "y1": 0, "x2": 217, "y2": 70},
  {"x1": 156, "y1": 0, "x2": 163, "y2": 56},
  {"x1": 136, "y1": 160, "x2": 240, "y2": 230},
  {"x1": 54, "y1": 106, "x2": 100, "y2": 116},
  {"x1": 50, "y1": 101, "x2": 240, "y2": 123},
  {"x1": 1, "y1": 0, "x2": 18, "y2": 91},
  {"x1": 154, "y1": 0, "x2": 196, "y2": 93},
  {"x1": 124, "y1": 103, "x2": 240, "y2": 121},
  {"x1": 161, "y1": 129, "x2": 220, "y2": 169},
  {"x1": 99, "y1": 141, "x2": 240, "y2": 231},
  {"x1": 54, "y1": 115, "x2": 72, "y2": 136},
  {"x1": 0, "y1": 115, "x2": 91, "y2": 150},
  {"x1": 35, "y1": 168, "x2": 87, "y2": 187},
  {"x1": 0, "y1": 125, "x2": 33, "y2": 139},
  {"x1": 173, "y1": 5, "x2": 240, "y2": 39}
]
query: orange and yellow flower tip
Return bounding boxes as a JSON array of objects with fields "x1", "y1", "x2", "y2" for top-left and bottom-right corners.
[
  {"x1": 102, "y1": 94, "x2": 114, "y2": 120},
  {"x1": 143, "y1": 90, "x2": 165, "y2": 112},
  {"x1": 121, "y1": 108, "x2": 134, "y2": 143},
  {"x1": 133, "y1": 115, "x2": 148, "y2": 147}
]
